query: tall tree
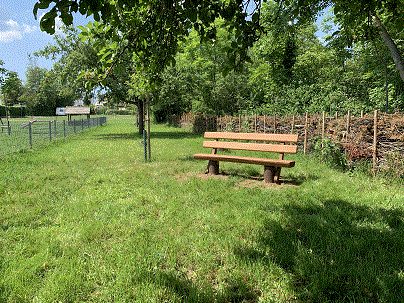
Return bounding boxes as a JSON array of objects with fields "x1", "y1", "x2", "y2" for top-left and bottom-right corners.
[
  {"x1": 1, "y1": 72, "x2": 23, "y2": 106},
  {"x1": 0, "y1": 60, "x2": 6, "y2": 87},
  {"x1": 34, "y1": 0, "x2": 263, "y2": 84},
  {"x1": 269, "y1": 0, "x2": 404, "y2": 83}
]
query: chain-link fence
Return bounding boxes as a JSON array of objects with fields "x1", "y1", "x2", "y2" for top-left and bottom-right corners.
[{"x1": 0, "y1": 116, "x2": 107, "y2": 156}]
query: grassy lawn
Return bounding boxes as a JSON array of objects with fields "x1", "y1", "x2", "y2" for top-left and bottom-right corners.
[{"x1": 1, "y1": 115, "x2": 404, "y2": 302}]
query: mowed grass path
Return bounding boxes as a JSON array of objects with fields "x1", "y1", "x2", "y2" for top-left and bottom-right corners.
[{"x1": 1, "y1": 116, "x2": 404, "y2": 302}]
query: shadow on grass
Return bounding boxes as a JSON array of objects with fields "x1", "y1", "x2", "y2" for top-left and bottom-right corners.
[
  {"x1": 141, "y1": 269, "x2": 259, "y2": 303},
  {"x1": 234, "y1": 199, "x2": 404, "y2": 302},
  {"x1": 93, "y1": 133, "x2": 141, "y2": 141},
  {"x1": 215, "y1": 168, "x2": 318, "y2": 185},
  {"x1": 93, "y1": 131, "x2": 200, "y2": 141},
  {"x1": 150, "y1": 131, "x2": 201, "y2": 140}
]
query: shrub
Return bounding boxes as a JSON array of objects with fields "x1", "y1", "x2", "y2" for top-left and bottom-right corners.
[
  {"x1": 0, "y1": 105, "x2": 26, "y2": 117},
  {"x1": 313, "y1": 137, "x2": 347, "y2": 171}
]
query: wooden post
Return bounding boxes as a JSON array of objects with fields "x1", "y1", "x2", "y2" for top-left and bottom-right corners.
[
  {"x1": 373, "y1": 110, "x2": 378, "y2": 175},
  {"x1": 254, "y1": 114, "x2": 257, "y2": 133},
  {"x1": 322, "y1": 110, "x2": 326, "y2": 147},
  {"x1": 346, "y1": 110, "x2": 351, "y2": 134},
  {"x1": 291, "y1": 114, "x2": 295, "y2": 134},
  {"x1": 360, "y1": 110, "x2": 364, "y2": 118},
  {"x1": 335, "y1": 111, "x2": 338, "y2": 119},
  {"x1": 304, "y1": 112, "x2": 308, "y2": 155}
]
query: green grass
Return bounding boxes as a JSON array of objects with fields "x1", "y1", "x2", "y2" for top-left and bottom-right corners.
[
  {"x1": 1, "y1": 115, "x2": 404, "y2": 302},
  {"x1": 0, "y1": 116, "x2": 103, "y2": 156}
]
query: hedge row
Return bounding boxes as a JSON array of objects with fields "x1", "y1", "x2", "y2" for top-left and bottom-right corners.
[{"x1": 0, "y1": 105, "x2": 27, "y2": 118}]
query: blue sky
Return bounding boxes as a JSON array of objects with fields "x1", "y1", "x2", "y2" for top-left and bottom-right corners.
[{"x1": 0, "y1": 0, "x2": 91, "y2": 82}]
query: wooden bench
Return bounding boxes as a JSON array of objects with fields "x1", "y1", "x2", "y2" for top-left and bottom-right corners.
[{"x1": 193, "y1": 132, "x2": 298, "y2": 183}]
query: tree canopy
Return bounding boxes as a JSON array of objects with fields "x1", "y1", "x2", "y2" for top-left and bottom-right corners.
[{"x1": 34, "y1": 0, "x2": 263, "y2": 81}]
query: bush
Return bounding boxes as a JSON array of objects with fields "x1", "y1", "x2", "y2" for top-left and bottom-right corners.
[
  {"x1": 9, "y1": 105, "x2": 26, "y2": 117},
  {"x1": 105, "y1": 109, "x2": 134, "y2": 115},
  {"x1": 380, "y1": 152, "x2": 404, "y2": 182},
  {"x1": 0, "y1": 106, "x2": 6, "y2": 117},
  {"x1": 313, "y1": 137, "x2": 347, "y2": 171},
  {"x1": 0, "y1": 105, "x2": 26, "y2": 117}
]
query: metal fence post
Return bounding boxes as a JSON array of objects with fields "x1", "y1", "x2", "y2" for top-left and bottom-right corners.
[
  {"x1": 63, "y1": 120, "x2": 66, "y2": 137},
  {"x1": 49, "y1": 121, "x2": 52, "y2": 141},
  {"x1": 54, "y1": 120, "x2": 57, "y2": 137},
  {"x1": 28, "y1": 122, "x2": 32, "y2": 148},
  {"x1": 7, "y1": 121, "x2": 10, "y2": 136}
]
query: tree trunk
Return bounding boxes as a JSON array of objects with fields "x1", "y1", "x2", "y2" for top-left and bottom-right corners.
[
  {"x1": 372, "y1": 14, "x2": 404, "y2": 83},
  {"x1": 136, "y1": 97, "x2": 145, "y2": 135}
]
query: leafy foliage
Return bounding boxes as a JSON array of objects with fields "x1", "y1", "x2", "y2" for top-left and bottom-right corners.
[
  {"x1": 34, "y1": 0, "x2": 263, "y2": 87},
  {"x1": 1, "y1": 71, "x2": 23, "y2": 106}
]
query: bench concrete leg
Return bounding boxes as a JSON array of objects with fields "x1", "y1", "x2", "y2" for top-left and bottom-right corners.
[
  {"x1": 275, "y1": 167, "x2": 282, "y2": 184},
  {"x1": 207, "y1": 160, "x2": 219, "y2": 175},
  {"x1": 264, "y1": 166, "x2": 276, "y2": 183}
]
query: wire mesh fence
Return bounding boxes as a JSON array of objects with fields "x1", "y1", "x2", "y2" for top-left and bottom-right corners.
[{"x1": 0, "y1": 116, "x2": 107, "y2": 156}]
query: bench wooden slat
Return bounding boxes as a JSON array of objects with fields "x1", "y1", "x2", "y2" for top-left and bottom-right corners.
[
  {"x1": 203, "y1": 140, "x2": 298, "y2": 154},
  {"x1": 194, "y1": 153, "x2": 295, "y2": 168},
  {"x1": 204, "y1": 132, "x2": 298, "y2": 143}
]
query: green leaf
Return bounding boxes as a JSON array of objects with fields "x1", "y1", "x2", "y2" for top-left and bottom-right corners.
[{"x1": 60, "y1": 12, "x2": 73, "y2": 26}]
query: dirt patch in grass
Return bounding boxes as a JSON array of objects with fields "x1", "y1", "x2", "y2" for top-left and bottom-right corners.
[
  {"x1": 174, "y1": 172, "x2": 229, "y2": 181},
  {"x1": 175, "y1": 172, "x2": 298, "y2": 189},
  {"x1": 237, "y1": 179, "x2": 298, "y2": 189}
]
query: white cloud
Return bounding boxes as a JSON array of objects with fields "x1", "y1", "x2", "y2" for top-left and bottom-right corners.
[
  {"x1": 0, "y1": 19, "x2": 39, "y2": 43},
  {"x1": 0, "y1": 30, "x2": 23, "y2": 43},
  {"x1": 5, "y1": 19, "x2": 19, "y2": 28}
]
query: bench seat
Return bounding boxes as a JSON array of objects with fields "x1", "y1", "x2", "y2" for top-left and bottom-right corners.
[
  {"x1": 193, "y1": 131, "x2": 298, "y2": 183},
  {"x1": 193, "y1": 153, "x2": 295, "y2": 167}
]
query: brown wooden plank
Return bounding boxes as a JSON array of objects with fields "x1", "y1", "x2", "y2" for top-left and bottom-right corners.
[
  {"x1": 202, "y1": 141, "x2": 298, "y2": 154},
  {"x1": 193, "y1": 153, "x2": 295, "y2": 167},
  {"x1": 204, "y1": 132, "x2": 298, "y2": 143}
]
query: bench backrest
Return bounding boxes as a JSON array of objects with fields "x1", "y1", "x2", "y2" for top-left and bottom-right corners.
[
  {"x1": 204, "y1": 132, "x2": 298, "y2": 143},
  {"x1": 203, "y1": 132, "x2": 298, "y2": 155}
]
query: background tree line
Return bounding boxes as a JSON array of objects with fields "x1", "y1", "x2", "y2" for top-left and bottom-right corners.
[{"x1": 1, "y1": 0, "x2": 404, "y2": 125}]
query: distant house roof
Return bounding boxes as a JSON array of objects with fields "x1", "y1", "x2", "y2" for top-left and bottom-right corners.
[{"x1": 65, "y1": 106, "x2": 90, "y2": 115}]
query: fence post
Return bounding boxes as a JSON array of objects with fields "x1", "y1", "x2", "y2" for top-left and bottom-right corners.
[
  {"x1": 254, "y1": 114, "x2": 257, "y2": 133},
  {"x1": 291, "y1": 114, "x2": 295, "y2": 134},
  {"x1": 73, "y1": 120, "x2": 76, "y2": 133},
  {"x1": 304, "y1": 112, "x2": 308, "y2": 155},
  {"x1": 143, "y1": 129, "x2": 148, "y2": 162},
  {"x1": 373, "y1": 110, "x2": 378, "y2": 175},
  {"x1": 63, "y1": 120, "x2": 66, "y2": 137},
  {"x1": 28, "y1": 122, "x2": 32, "y2": 148},
  {"x1": 49, "y1": 120, "x2": 52, "y2": 141},
  {"x1": 322, "y1": 111, "x2": 326, "y2": 147},
  {"x1": 7, "y1": 121, "x2": 10, "y2": 136},
  {"x1": 360, "y1": 109, "x2": 364, "y2": 118}
]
